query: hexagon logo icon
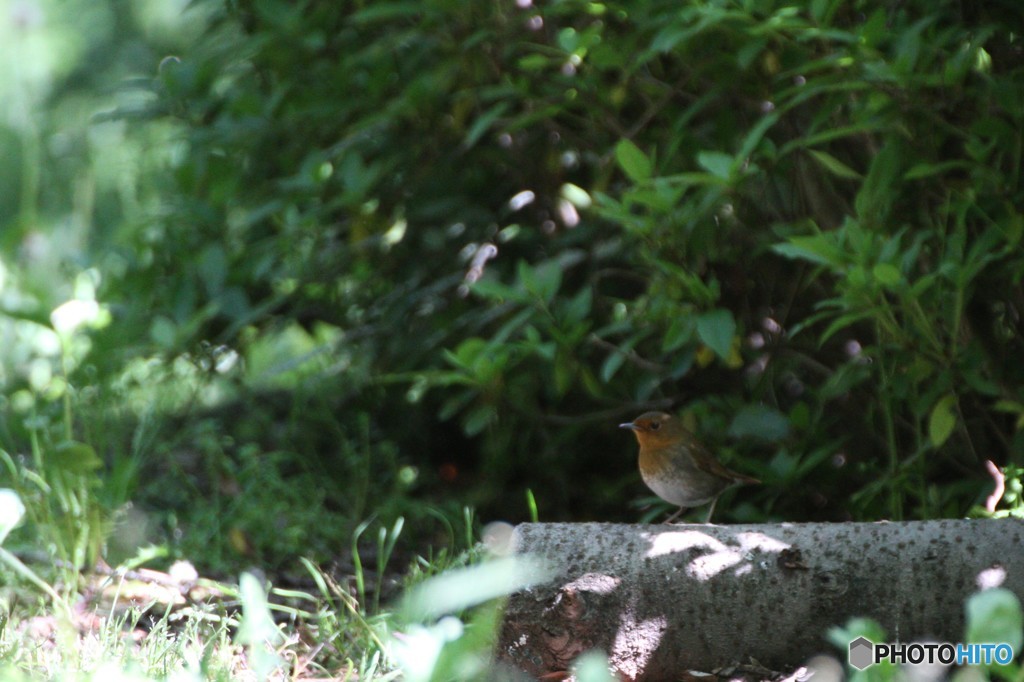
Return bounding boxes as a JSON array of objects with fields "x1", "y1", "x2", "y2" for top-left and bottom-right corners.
[{"x1": 849, "y1": 637, "x2": 875, "y2": 670}]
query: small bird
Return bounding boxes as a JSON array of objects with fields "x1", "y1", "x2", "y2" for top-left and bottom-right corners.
[{"x1": 620, "y1": 411, "x2": 759, "y2": 523}]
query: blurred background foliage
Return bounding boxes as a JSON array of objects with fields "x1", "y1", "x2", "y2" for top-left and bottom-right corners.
[{"x1": 0, "y1": 0, "x2": 1023, "y2": 574}]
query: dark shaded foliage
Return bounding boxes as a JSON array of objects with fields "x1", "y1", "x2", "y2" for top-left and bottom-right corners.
[{"x1": 102, "y1": 0, "x2": 1024, "y2": 526}]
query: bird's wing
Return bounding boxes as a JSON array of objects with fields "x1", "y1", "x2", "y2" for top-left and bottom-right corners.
[{"x1": 692, "y1": 442, "x2": 761, "y2": 485}]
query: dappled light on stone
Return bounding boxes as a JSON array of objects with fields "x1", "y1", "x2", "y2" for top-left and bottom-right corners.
[
  {"x1": 736, "y1": 531, "x2": 791, "y2": 554},
  {"x1": 503, "y1": 521, "x2": 1024, "y2": 679},
  {"x1": 643, "y1": 528, "x2": 789, "y2": 580},
  {"x1": 612, "y1": 610, "x2": 667, "y2": 681},
  {"x1": 687, "y1": 547, "x2": 746, "y2": 580},
  {"x1": 644, "y1": 529, "x2": 725, "y2": 559},
  {"x1": 565, "y1": 572, "x2": 620, "y2": 595},
  {"x1": 976, "y1": 565, "x2": 1006, "y2": 590}
]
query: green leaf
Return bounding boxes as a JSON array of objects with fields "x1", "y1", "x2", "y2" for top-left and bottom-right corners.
[
  {"x1": 572, "y1": 651, "x2": 617, "y2": 682},
  {"x1": 696, "y1": 309, "x2": 736, "y2": 360},
  {"x1": 560, "y1": 182, "x2": 592, "y2": 209},
  {"x1": 811, "y1": 0, "x2": 844, "y2": 24},
  {"x1": 350, "y1": 1, "x2": 422, "y2": 23},
  {"x1": 463, "y1": 102, "x2": 510, "y2": 150},
  {"x1": 469, "y1": 277, "x2": 518, "y2": 302},
  {"x1": 819, "y1": 309, "x2": 877, "y2": 344},
  {"x1": 517, "y1": 261, "x2": 537, "y2": 298},
  {"x1": 728, "y1": 405, "x2": 790, "y2": 442},
  {"x1": 517, "y1": 54, "x2": 549, "y2": 71},
  {"x1": 827, "y1": 617, "x2": 888, "y2": 651},
  {"x1": 615, "y1": 139, "x2": 652, "y2": 182},
  {"x1": 52, "y1": 441, "x2": 103, "y2": 473},
  {"x1": 662, "y1": 316, "x2": 695, "y2": 352},
  {"x1": 236, "y1": 572, "x2": 283, "y2": 645},
  {"x1": 0, "y1": 490, "x2": 25, "y2": 545},
  {"x1": 444, "y1": 338, "x2": 488, "y2": 372},
  {"x1": 795, "y1": 443, "x2": 842, "y2": 478},
  {"x1": 772, "y1": 234, "x2": 844, "y2": 268},
  {"x1": 696, "y1": 151, "x2": 734, "y2": 180},
  {"x1": 463, "y1": 405, "x2": 496, "y2": 436},
  {"x1": 807, "y1": 149, "x2": 862, "y2": 180},
  {"x1": 236, "y1": 572, "x2": 285, "y2": 679},
  {"x1": 855, "y1": 140, "x2": 903, "y2": 227},
  {"x1": 554, "y1": 348, "x2": 574, "y2": 396},
  {"x1": 669, "y1": 350, "x2": 695, "y2": 379},
  {"x1": 736, "y1": 110, "x2": 780, "y2": 161},
  {"x1": 520, "y1": 260, "x2": 562, "y2": 304},
  {"x1": 150, "y1": 316, "x2": 178, "y2": 349},
  {"x1": 819, "y1": 360, "x2": 871, "y2": 400},
  {"x1": 599, "y1": 349, "x2": 626, "y2": 384},
  {"x1": 401, "y1": 556, "x2": 552, "y2": 621},
  {"x1": 966, "y1": 588, "x2": 1023, "y2": 655},
  {"x1": 488, "y1": 309, "x2": 531, "y2": 348},
  {"x1": 909, "y1": 272, "x2": 939, "y2": 298},
  {"x1": 928, "y1": 394, "x2": 957, "y2": 447},
  {"x1": 872, "y1": 263, "x2": 902, "y2": 287},
  {"x1": 561, "y1": 286, "x2": 593, "y2": 325},
  {"x1": 903, "y1": 161, "x2": 971, "y2": 180},
  {"x1": 197, "y1": 244, "x2": 228, "y2": 294},
  {"x1": 438, "y1": 389, "x2": 476, "y2": 421}
]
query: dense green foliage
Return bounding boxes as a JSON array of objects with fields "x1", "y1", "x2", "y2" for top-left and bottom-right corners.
[
  {"x1": 2, "y1": 0, "x2": 1024, "y2": 575},
  {"x1": 1, "y1": 0, "x2": 1024, "y2": 678},
  {"x1": 120, "y1": 0, "x2": 1023, "y2": 523}
]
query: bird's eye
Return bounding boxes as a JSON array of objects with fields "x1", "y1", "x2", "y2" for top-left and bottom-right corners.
[{"x1": 650, "y1": 421, "x2": 661, "y2": 430}]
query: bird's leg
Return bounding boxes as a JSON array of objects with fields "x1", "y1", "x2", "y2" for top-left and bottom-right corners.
[
  {"x1": 704, "y1": 497, "x2": 719, "y2": 523},
  {"x1": 664, "y1": 506, "x2": 687, "y2": 524}
]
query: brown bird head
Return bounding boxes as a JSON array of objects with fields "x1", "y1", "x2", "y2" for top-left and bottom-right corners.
[{"x1": 619, "y1": 411, "x2": 694, "y2": 449}]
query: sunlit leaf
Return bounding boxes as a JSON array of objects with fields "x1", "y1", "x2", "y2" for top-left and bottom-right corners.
[
  {"x1": 52, "y1": 441, "x2": 103, "y2": 473},
  {"x1": 236, "y1": 572, "x2": 285, "y2": 679},
  {"x1": 561, "y1": 183, "x2": 593, "y2": 209},
  {"x1": 928, "y1": 395, "x2": 957, "y2": 447},
  {"x1": 807, "y1": 149, "x2": 862, "y2": 180},
  {"x1": 966, "y1": 588, "x2": 1023, "y2": 655},
  {"x1": 573, "y1": 651, "x2": 616, "y2": 682},
  {"x1": 696, "y1": 150, "x2": 734, "y2": 180},
  {"x1": 772, "y1": 234, "x2": 844, "y2": 268},
  {"x1": 615, "y1": 139, "x2": 652, "y2": 182},
  {"x1": 872, "y1": 263, "x2": 902, "y2": 287},
  {"x1": 401, "y1": 556, "x2": 553, "y2": 621},
  {"x1": 0, "y1": 490, "x2": 25, "y2": 545}
]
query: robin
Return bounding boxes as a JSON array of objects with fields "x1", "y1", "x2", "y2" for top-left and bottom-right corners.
[{"x1": 620, "y1": 411, "x2": 759, "y2": 523}]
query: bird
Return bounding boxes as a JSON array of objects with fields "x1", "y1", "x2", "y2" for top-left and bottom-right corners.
[{"x1": 620, "y1": 411, "x2": 759, "y2": 523}]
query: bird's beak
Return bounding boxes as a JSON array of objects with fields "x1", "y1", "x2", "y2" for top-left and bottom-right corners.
[{"x1": 619, "y1": 422, "x2": 638, "y2": 431}]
